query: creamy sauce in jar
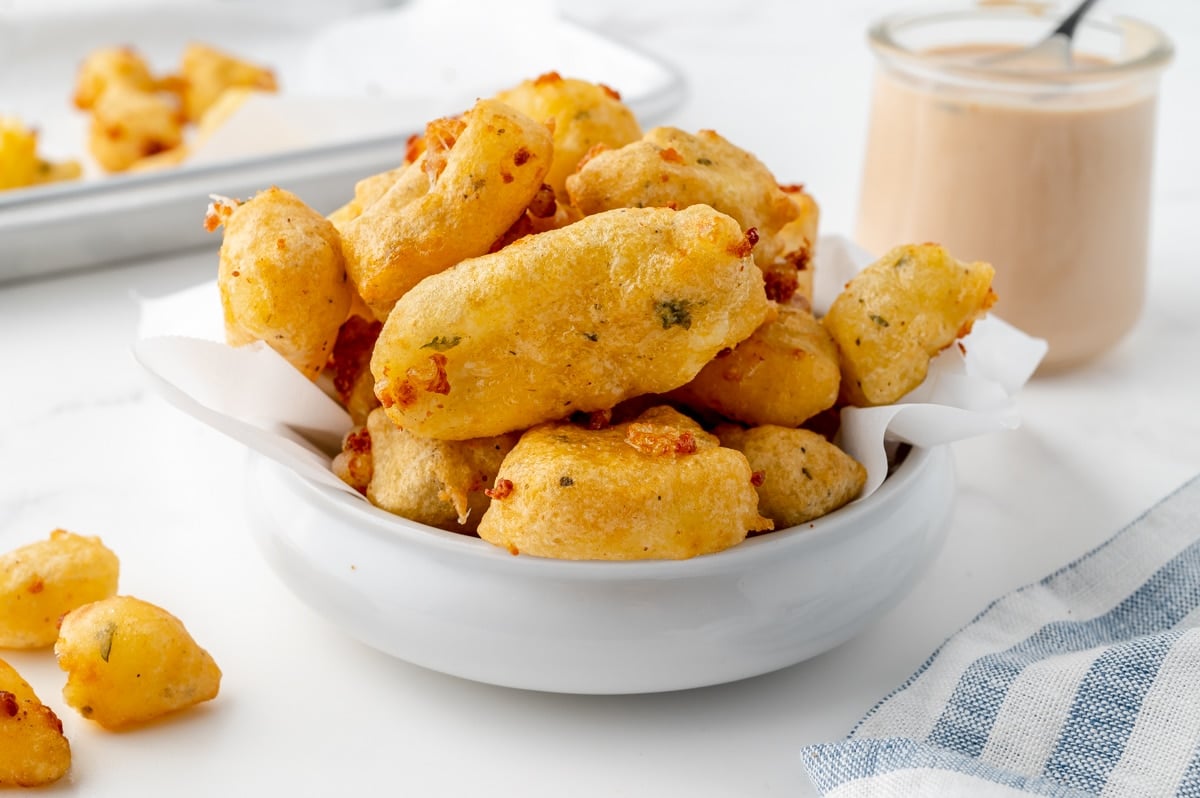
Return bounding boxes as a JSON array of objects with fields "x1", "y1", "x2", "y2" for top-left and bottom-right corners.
[{"x1": 855, "y1": 21, "x2": 1172, "y2": 371}]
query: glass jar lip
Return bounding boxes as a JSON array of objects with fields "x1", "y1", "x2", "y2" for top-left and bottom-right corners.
[{"x1": 868, "y1": 5, "x2": 1174, "y2": 87}]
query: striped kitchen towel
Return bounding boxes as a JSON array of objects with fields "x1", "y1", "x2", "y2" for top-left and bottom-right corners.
[{"x1": 803, "y1": 473, "x2": 1200, "y2": 797}]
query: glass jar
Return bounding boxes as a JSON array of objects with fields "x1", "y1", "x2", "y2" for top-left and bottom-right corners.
[{"x1": 854, "y1": 5, "x2": 1173, "y2": 372}]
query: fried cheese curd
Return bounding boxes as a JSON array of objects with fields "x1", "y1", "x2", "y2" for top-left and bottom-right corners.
[
  {"x1": 333, "y1": 407, "x2": 519, "y2": 533},
  {"x1": 0, "y1": 529, "x2": 120, "y2": 649},
  {"x1": 477, "y1": 407, "x2": 771, "y2": 560},
  {"x1": 0, "y1": 117, "x2": 81, "y2": 191},
  {"x1": 212, "y1": 187, "x2": 353, "y2": 380},
  {"x1": 494, "y1": 71, "x2": 642, "y2": 200},
  {"x1": 566, "y1": 126, "x2": 819, "y2": 305},
  {"x1": 716, "y1": 425, "x2": 866, "y2": 528},
  {"x1": 824, "y1": 243, "x2": 997, "y2": 406},
  {"x1": 0, "y1": 658, "x2": 71, "y2": 787},
  {"x1": 327, "y1": 164, "x2": 410, "y2": 233},
  {"x1": 73, "y1": 46, "x2": 157, "y2": 111},
  {"x1": 671, "y1": 304, "x2": 841, "y2": 428},
  {"x1": 72, "y1": 42, "x2": 275, "y2": 173},
  {"x1": 341, "y1": 99, "x2": 554, "y2": 319},
  {"x1": 371, "y1": 205, "x2": 770, "y2": 440},
  {"x1": 176, "y1": 42, "x2": 277, "y2": 124},
  {"x1": 56, "y1": 596, "x2": 221, "y2": 730},
  {"x1": 87, "y1": 82, "x2": 185, "y2": 172}
]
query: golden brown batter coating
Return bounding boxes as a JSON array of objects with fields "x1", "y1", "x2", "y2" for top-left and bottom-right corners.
[
  {"x1": 177, "y1": 42, "x2": 277, "y2": 124},
  {"x1": 370, "y1": 205, "x2": 770, "y2": 440},
  {"x1": 87, "y1": 83, "x2": 183, "y2": 172},
  {"x1": 361, "y1": 408, "x2": 518, "y2": 533},
  {"x1": 0, "y1": 659, "x2": 71, "y2": 787},
  {"x1": 566, "y1": 126, "x2": 818, "y2": 304},
  {"x1": 0, "y1": 530, "x2": 119, "y2": 649},
  {"x1": 477, "y1": 407, "x2": 771, "y2": 559},
  {"x1": 56, "y1": 596, "x2": 221, "y2": 730},
  {"x1": 672, "y1": 304, "x2": 840, "y2": 428},
  {"x1": 823, "y1": 243, "x2": 996, "y2": 406},
  {"x1": 341, "y1": 99, "x2": 553, "y2": 319},
  {"x1": 213, "y1": 187, "x2": 352, "y2": 380},
  {"x1": 716, "y1": 424, "x2": 866, "y2": 528},
  {"x1": 495, "y1": 71, "x2": 641, "y2": 200}
]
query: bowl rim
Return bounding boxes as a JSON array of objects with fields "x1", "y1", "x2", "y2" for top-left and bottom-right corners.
[{"x1": 261, "y1": 441, "x2": 946, "y2": 581}]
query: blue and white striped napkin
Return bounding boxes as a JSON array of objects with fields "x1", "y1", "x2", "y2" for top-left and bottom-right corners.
[{"x1": 803, "y1": 473, "x2": 1200, "y2": 797}]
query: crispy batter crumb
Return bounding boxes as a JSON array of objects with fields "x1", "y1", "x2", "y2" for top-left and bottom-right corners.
[
  {"x1": 586, "y1": 409, "x2": 613, "y2": 430},
  {"x1": 763, "y1": 265, "x2": 799, "y2": 303},
  {"x1": 428, "y1": 357, "x2": 451, "y2": 392},
  {"x1": 486, "y1": 478, "x2": 515, "y2": 500},
  {"x1": 344, "y1": 428, "x2": 372, "y2": 455},
  {"x1": 528, "y1": 183, "x2": 557, "y2": 218},
  {"x1": 0, "y1": 690, "x2": 17, "y2": 717},
  {"x1": 659, "y1": 147, "x2": 684, "y2": 164},
  {"x1": 423, "y1": 116, "x2": 466, "y2": 181},
  {"x1": 404, "y1": 133, "x2": 424, "y2": 165},
  {"x1": 625, "y1": 424, "x2": 698, "y2": 456},
  {"x1": 327, "y1": 315, "x2": 382, "y2": 403},
  {"x1": 727, "y1": 227, "x2": 759, "y2": 258},
  {"x1": 203, "y1": 194, "x2": 239, "y2": 232}
]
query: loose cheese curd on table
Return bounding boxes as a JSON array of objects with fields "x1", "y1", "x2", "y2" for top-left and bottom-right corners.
[
  {"x1": 0, "y1": 658, "x2": 71, "y2": 787},
  {"x1": 56, "y1": 595, "x2": 221, "y2": 730},
  {"x1": 0, "y1": 529, "x2": 119, "y2": 649}
]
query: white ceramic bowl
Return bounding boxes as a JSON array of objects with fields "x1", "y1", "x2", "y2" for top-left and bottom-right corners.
[{"x1": 246, "y1": 444, "x2": 955, "y2": 694}]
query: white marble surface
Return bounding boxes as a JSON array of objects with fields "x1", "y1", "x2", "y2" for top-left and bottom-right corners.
[{"x1": 2, "y1": 1, "x2": 1199, "y2": 795}]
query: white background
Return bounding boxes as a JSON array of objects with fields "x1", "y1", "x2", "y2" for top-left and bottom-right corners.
[{"x1": 1, "y1": 1, "x2": 1198, "y2": 795}]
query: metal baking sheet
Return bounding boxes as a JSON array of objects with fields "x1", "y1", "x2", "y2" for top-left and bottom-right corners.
[{"x1": 0, "y1": 0, "x2": 684, "y2": 282}]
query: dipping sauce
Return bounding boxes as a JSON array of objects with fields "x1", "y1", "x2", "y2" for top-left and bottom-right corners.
[{"x1": 855, "y1": 9, "x2": 1173, "y2": 371}]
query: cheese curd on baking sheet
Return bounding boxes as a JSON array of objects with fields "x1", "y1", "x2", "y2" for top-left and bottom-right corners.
[{"x1": 56, "y1": 595, "x2": 221, "y2": 730}]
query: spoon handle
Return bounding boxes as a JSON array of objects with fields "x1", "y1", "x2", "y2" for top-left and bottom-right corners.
[{"x1": 1052, "y1": 0, "x2": 1101, "y2": 40}]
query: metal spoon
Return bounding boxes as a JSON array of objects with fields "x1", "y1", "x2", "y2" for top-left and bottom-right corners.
[{"x1": 982, "y1": 0, "x2": 1101, "y2": 69}]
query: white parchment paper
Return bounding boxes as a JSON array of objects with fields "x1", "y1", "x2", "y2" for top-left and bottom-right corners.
[{"x1": 133, "y1": 235, "x2": 1047, "y2": 504}]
